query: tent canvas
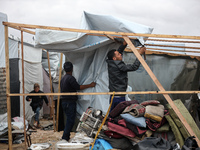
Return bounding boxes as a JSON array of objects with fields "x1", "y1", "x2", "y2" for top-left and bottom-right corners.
[{"x1": 35, "y1": 12, "x2": 154, "y2": 115}]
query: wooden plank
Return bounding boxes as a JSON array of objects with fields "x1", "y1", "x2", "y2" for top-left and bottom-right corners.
[
  {"x1": 56, "y1": 53, "x2": 63, "y2": 131},
  {"x1": 146, "y1": 38, "x2": 200, "y2": 44},
  {"x1": 145, "y1": 48, "x2": 200, "y2": 53},
  {"x1": 123, "y1": 35, "x2": 200, "y2": 146},
  {"x1": 9, "y1": 25, "x2": 35, "y2": 35},
  {"x1": 47, "y1": 51, "x2": 56, "y2": 131},
  {"x1": 105, "y1": 34, "x2": 115, "y2": 40},
  {"x1": 125, "y1": 48, "x2": 200, "y2": 54},
  {"x1": 87, "y1": 34, "x2": 200, "y2": 43},
  {"x1": 5, "y1": 25, "x2": 13, "y2": 150},
  {"x1": 8, "y1": 90, "x2": 200, "y2": 97},
  {"x1": 21, "y1": 30, "x2": 27, "y2": 149},
  {"x1": 146, "y1": 43, "x2": 200, "y2": 50},
  {"x1": 3, "y1": 22, "x2": 200, "y2": 40}
]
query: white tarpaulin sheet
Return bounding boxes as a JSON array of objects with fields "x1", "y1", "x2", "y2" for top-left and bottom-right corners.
[
  {"x1": 0, "y1": 12, "x2": 7, "y2": 68},
  {"x1": 18, "y1": 42, "x2": 43, "y2": 120},
  {"x1": 35, "y1": 12, "x2": 153, "y2": 115}
]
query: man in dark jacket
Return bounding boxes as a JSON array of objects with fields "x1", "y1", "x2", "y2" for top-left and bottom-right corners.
[
  {"x1": 106, "y1": 41, "x2": 146, "y2": 111},
  {"x1": 60, "y1": 61, "x2": 96, "y2": 141},
  {"x1": 26, "y1": 83, "x2": 49, "y2": 128}
]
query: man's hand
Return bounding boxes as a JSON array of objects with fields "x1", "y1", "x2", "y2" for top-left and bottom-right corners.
[
  {"x1": 138, "y1": 46, "x2": 146, "y2": 55},
  {"x1": 90, "y1": 82, "x2": 96, "y2": 87}
]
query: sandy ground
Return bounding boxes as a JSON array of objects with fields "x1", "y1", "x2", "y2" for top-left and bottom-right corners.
[
  {"x1": 0, "y1": 120, "x2": 69, "y2": 150},
  {"x1": 0, "y1": 130, "x2": 64, "y2": 150}
]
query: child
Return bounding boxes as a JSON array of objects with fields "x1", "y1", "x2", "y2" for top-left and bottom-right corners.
[{"x1": 26, "y1": 83, "x2": 49, "y2": 128}]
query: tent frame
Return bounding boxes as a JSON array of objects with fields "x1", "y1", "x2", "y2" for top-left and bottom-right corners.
[{"x1": 3, "y1": 22, "x2": 200, "y2": 150}]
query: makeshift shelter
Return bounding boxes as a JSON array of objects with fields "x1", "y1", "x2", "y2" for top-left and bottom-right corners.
[
  {"x1": 0, "y1": 12, "x2": 53, "y2": 120},
  {"x1": 2, "y1": 11, "x2": 200, "y2": 149},
  {"x1": 35, "y1": 12, "x2": 153, "y2": 115}
]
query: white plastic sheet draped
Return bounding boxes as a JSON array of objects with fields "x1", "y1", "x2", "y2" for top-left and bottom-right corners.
[
  {"x1": 0, "y1": 12, "x2": 7, "y2": 68},
  {"x1": 18, "y1": 43, "x2": 43, "y2": 120},
  {"x1": 35, "y1": 12, "x2": 153, "y2": 115}
]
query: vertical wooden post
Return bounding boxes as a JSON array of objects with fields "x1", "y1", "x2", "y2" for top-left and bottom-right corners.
[
  {"x1": 123, "y1": 35, "x2": 200, "y2": 146},
  {"x1": 47, "y1": 51, "x2": 56, "y2": 131},
  {"x1": 5, "y1": 25, "x2": 13, "y2": 150},
  {"x1": 21, "y1": 30, "x2": 27, "y2": 148},
  {"x1": 56, "y1": 53, "x2": 63, "y2": 131}
]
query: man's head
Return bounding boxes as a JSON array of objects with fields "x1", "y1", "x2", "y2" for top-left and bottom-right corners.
[
  {"x1": 34, "y1": 83, "x2": 40, "y2": 92},
  {"x1": 107, "y1": 49, "x2": 122, "y2": 61},
  {"x1": 64, "y1": 61, "x2": 73, "y2": 73}
]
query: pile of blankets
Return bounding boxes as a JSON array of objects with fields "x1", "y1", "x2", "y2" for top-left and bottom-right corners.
[
  {"x1": 107, "y1": 100, "x2": 167, "y2": 138},
  {"x1": 99, "y1": 100, "x2": 169, "y2": 149}
]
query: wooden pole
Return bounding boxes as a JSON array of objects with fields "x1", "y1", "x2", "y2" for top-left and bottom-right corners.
[
  {"x1": 56, "y1": 53, "x2": 63, "y2": 131},
  {"x1": 3, "y1": 22, "x2": 200, "y2": 40},
  {"x1": 125, "y1": 48, "x2": 200, "y2": 54},
  {"x1": 5, "y1": 25, "x2": 13, "y2": 150},
  {"x1": 21, "y1": 30, "x2": 27, "y2": 148},
  {"x1": 146, "y1": 43, "x2": 200, "y2": 50},
  {"x1": 123, "y1": 35, "x2": 200, "y2": 146},
  {"x1": 47, "y1": 51, "x2": 56, "y2": 131},
  {"x1": 7, "y1": 90, "x2": 200, "y2": 97}
]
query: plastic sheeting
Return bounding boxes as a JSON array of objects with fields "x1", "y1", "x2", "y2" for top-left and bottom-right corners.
[
  {"x1": 19, "y1": 59, "x2": 43, "y2": 120},
  {"x1": 4, "y1": 38, "x2": 44, "y2": 120},
  {"x1": 42, "y1": 51, "x2": 63, "y2": 79},
  {"x1": 124, "y1": 53, "x2": 200, "y2": 103},
  {"x1": 0, "y1": 12, "x2": 7, "y2": 68},
  {"x1": 35, "y1": 12, "x2": 153, "y2": 115}
]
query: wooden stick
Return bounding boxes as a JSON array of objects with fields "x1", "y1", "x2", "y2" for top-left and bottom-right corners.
[
  {"x1": 125, "y1": 48, "x2": 200, "y2": 53},
  {"x1": 146, "y1": 43, "x2": 200, "y2": 50},
  {"x1": 47, "y1": 51, "x2": 56, "y2": 131},
  {"x1": 123, "y1": 35, "x2": 200, "y2": 146},
  {"x1": 9, "y1": 25, "x2": 35, "y2": 35},
  {"x1": 56, "y1": 53, "x2": 63, "y2": 131},
  {"x1": 3, "y1": 22, "x2": 200, "y2": 40},
  {"x1": 21, "y1": 30, "x2": 27, "y2": 149},
  {"x1": 146, "y1": 48, "x2": 200, "y2": 53},
  {"x1": 5, "y1": 25, "x2": 13, "y2": 150},
  {"x1": 88, "y1": 34, "x2": 200, "y2": 43},
  {"x1": 7, "y1": 90, "x2": 200, "y2": 97},
  {"x1": 146, "y1": 38, "x2": 200, "y2": 43},
  {"x1": 105, "y1": 34, "x2": 115, "y2": 40}
]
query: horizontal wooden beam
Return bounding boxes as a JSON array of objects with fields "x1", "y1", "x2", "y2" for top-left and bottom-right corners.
[
  {"x1": 146, "y1": 47, "x2": 200, "y2": 53},
  {"x1": 9, "y1": 25, "x2": 35, "y2": 35},
  {"x1": 146, "y1": 43, "x2": 200, "y2": 50},
  {"x1": 125, "y1": 48, "x2": 200, "y2": 54},
  {"x1": 146, "y1": 38, "x2": 200, "y2": 43},
  {"x1": 3, "y1": 22, "x2": 200, "y2": 40},
  {"x1": 88, "y1": 34, "x2": 200, "y2": 43},
  {"x1": 7, "y1": 91, "x2": 200, "y2": 96}
]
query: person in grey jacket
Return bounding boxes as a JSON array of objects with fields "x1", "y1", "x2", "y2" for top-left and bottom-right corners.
[{"x1": 106, "y1": 41, "x2": 146, "y2": 112}]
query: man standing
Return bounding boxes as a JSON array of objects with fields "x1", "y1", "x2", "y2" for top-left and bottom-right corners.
[
  {"x1": 106, "y1": 41, "x2": 146, "y2": 111},
  {"x1": 26, "y1": 83, "x2": 49, "y2": 128},
  {"x1": 60, "y1": 61, "x2": 96, "y2": 141}
]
